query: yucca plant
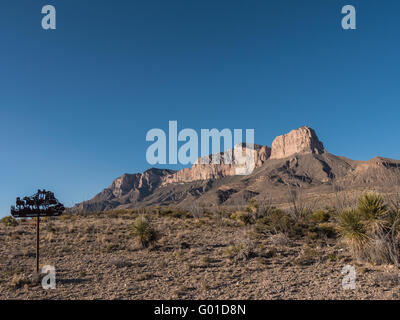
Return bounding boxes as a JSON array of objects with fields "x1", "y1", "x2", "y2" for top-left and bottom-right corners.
[
  {"x1": 358, "y1": 192, "x2": 388, "y2": 234},
  {"x1": 339, "y1": 193, "x2": 400, "y2": 264},
  {"x1": 131, "y1": 216, "x2": 160, "y2": 248},
  {"x1": 358, "y1": 192, "x2": 387, "y2": 218},
  {"x1": 338, "y1": 209, "x2": 369, "y2": 256}
]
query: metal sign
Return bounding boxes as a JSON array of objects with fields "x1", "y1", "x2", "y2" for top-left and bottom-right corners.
[
  {"x1": 10, "y1": 189, "x2": 65, "y2": 273},
  {"x1": 11, "y1": 189, "x2": 65, "y2": 218}
]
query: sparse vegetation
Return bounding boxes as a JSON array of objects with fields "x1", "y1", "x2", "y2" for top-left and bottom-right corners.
[
  {"x1": 256, "y1": 209, "x2": 295, "y2": 235},
  {"x1": 1, "y1": 216, "x2": 18, "y2": 227},
  {"x1": 230, "y1": 211, "x2": 253, "y2": 225},
  {"x1": 3, "y1": 190, "x2": 400, "y2": 300},
  {"x1": 131, "y1": 216, "x2": 160, "y2": 248},
  {"x1": 224, "y1": 244, "x2": 244, "y2": 258},
  {"x1": 311, "y1": 210, "x2": 330, "y2": 223},
  {"x1": 10, "y1": 274, "x2": 30, "y2": 289}
]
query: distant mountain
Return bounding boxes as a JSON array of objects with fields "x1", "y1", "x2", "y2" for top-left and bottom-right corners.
[{"x1": 73, "y1": 126, "x2": 400, "y2": 212}]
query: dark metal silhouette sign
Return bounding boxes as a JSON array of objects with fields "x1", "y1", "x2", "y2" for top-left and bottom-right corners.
[
  {"x1": 11, "y1": 189, "x2": 65, "y2": 273},
  {"x1": 11, "y1": 189, "x2": 65, "y2": 218}
]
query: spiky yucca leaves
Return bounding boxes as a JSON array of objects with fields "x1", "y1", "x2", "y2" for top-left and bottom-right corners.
[
  {"x1": 339, "y1": 193, "x2": 400, "y2": 264},
  {"x1": 131, "y1": 216, "x2": 160, "y2": 248},
  {"x1": 338, "y1": 209, "x2": 369, "y2": 256},
  {"x1": 358, "y1": 192, "x2": 387, "y2": 219},
  {"x1": 358, "y1": 192, "x2": 388, "y2": 235}
]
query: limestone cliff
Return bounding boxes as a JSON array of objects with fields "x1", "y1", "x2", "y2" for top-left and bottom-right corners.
[
  {"x1": 161, "y1": 144, "x2": 271, "y2": 185},
  {"x1": 270, "y1": 126, "x2": 325, "y2": 159}
]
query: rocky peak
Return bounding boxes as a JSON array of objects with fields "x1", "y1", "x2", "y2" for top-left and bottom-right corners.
[
  {"x1": 270, "y1": 126, "x2": 325, "y2": 160},
  {"x1": 110, "y1": 168, "x2": 175, "y2": 197}
]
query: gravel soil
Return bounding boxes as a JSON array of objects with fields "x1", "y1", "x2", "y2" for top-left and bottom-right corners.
[{"x1": 1, "y1": 213, "x2": 399, "y2": 300}]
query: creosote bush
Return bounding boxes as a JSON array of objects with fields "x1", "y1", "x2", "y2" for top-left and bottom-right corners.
[
  {"x1": 131, "y1": 216, "x2": 160, "y2": 248},
  {"x1": 256, "y1": 209, "x2": 295, "y2": 235},
  {"x1": 0, "y1": 216, "x2": 18, "y2": 227}
]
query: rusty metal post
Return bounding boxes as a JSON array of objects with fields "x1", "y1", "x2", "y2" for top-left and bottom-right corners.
[{"x1": 36, "y1": 213, "x2": 40, "y2": 274}]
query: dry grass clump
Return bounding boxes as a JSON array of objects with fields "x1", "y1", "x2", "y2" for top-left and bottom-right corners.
[
  {"x1": 294, "y1": 245, "x2": 318, "y2": 266},
  {"x1": 224, "y1": 235, "x2": 257, "y2": 262},
  {"x1": 10, "y1": 274, "x2": 31, "y2": 289},
  {"x1": 224, "y1": 244, "x2": 245, "y2": 258}
]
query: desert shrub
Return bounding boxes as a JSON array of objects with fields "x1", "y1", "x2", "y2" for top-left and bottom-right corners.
[
  {"x1": 316, "y1": 222, "x2": 337, "y2": 238},
  {"x1": 188, "y1": 204, "x2": 204, "y2": 218},
  {"x1": 105, "y1": 211, "x2": 119, "y2": 218},
  {"x1": 10, "y1": 274, "x2": 31, "y2": 289},
  {"x1": 224, "y1": 243, "x2": 256, "y2": 261},
  {"x1": 357, "y1": 192, "x2": 389, "y2": 235},
  {"x1": 159, "y1": 208, "x2": 173, "y2": 216},
  {"x1": 256, "y1": 208, "x2": 335, "y2": 239},
  {"x1": 338, "y1": 193, "x2": 400, "y2": 265},
  {"x1": 245, "y1": 199, "x2": 258, "y2": 213},
  {"x1": 1, "y1": 216, "x2": 18, "y2": 227},
  {"x1": 230, "y1": 211, "x2": 253, "y2": 225},
  {"x1": 105, "y1": 243, "x2": 119, "y2": 252},
  {"x1": 358, "y1": 192, "x2": 388, "y2": 220},
  {"x1": 257, "y1": 209, "x2": 294, "y2": 235},
  {"x1": 60, "y1": 214, "x2": 71, "y2": 221},
  {"x1": 131, "y1": 216, "x2": 160, "y2": 248},
  {"x1": 311, "y1": 210, "x2": 330, "y2": 223},
  {"x1": 256, "y1": 195, "x2": 275, "y2": 218},
  {"x1": 338, "y1": 209, "x2": 368, "y2": 256},
  {"x1": 269, "y1": 233, "x2": 290, "y2": 246},
  {"x1": 160, "y1": 207, "x2": 190, "y2": 219},
  {"x1": 295, "y1": 245, "x2": 318, "y2": 266},
  {"x1": 224, "y1": 244, "x2": 244, "y2": 257}
]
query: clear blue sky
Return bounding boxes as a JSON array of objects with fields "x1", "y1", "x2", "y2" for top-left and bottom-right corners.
[{"x1": 1, "y1": 0, "x2": 399, "y2": 216}]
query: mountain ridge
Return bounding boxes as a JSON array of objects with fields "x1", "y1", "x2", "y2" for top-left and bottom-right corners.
[{"x1": 73, "y1": 126, "x2": 400, "y2": 212}]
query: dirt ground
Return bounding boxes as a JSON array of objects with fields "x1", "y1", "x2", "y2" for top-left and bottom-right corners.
[{"x1": 1, "y1": 212, "x2": 399, "y2": 300}]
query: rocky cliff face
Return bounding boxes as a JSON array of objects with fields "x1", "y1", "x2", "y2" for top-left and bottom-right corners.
[
  {"x1": 161, "y1": 144, "x2": 271, "y2": 185},
  {"x1": 73, "y1": 126, "x2": 400, "y2": 212},
  {"x1": 73, "y1": 168, "x2": 175, "y2": 212},
  {"x1": 111, "y1": 168, "x2": 174, "y2": 197},
  {"x1": 270, "y1": 126, "x2": 325, "y2": 160}
]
